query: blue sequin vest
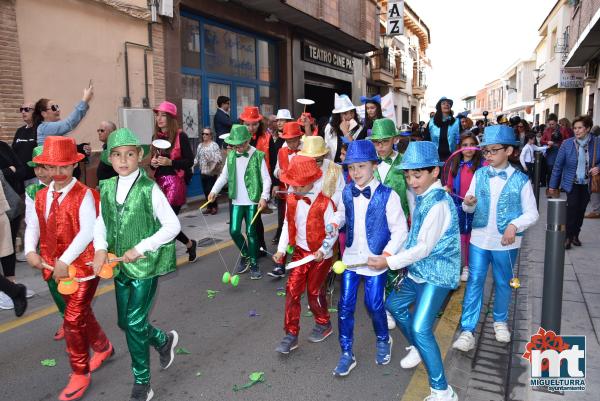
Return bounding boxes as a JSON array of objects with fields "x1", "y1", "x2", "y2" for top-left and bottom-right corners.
[
  {"x1": 343, "y1": 183, "x2": 392, "y2": 254},
  {"x1": 428, "y1": 118, "x2": 461, "y2": 153},
  {"x1": 471, "y1": 167, "x2": 529, "y2": 235},
  {"x1": 405, "y1": 188, "x2": 460, "y2": 289}
]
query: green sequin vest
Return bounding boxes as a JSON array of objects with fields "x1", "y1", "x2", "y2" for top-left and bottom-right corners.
[
  {"x1": 25, "y1": 183, "x2": 46, "y2": 201},
  {"x1": 227, "y1": 149, "x2": 264, "y2": 203},
  {"x1": 100, "y1": 171, "x2": 176, "y2": 279},
  {"x1": 376, "y1": 153, "x2": 410, "y2": 218}
]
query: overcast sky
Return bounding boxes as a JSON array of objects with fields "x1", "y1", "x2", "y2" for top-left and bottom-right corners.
[{"x1": 407, "y1": 0, "x2": 558, "y2": 110}]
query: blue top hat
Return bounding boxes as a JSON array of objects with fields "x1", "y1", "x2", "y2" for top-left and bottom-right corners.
[
  {"x1": 342, "y1": 140, "x2": 379, "y2": 165},
  {"x1": 479, "y1": 125, "x2": 520, "y2": 147},
  {"x1": 398, "y1": 141, "x2": 444, "y2": 170}
]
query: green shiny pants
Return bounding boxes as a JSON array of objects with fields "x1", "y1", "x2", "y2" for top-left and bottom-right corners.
[
  {"x1": 230, "y1": 204, "x2": 258, "y2": 265},
  {"x1": 115, "y1": 274, "x2": 168, "y2": 384},
  {"x1": 47, "y1": 279, "x2": 66, "y2": 316}
]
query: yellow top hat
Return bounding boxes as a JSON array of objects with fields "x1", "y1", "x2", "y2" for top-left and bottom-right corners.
[{"x1": 297, "y1": 136, "x2": 329, "y2": 158}]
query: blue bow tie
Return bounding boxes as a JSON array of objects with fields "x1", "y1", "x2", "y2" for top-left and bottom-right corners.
[
  {"x1": 487, "y1": 169, "x2": 507, "y2": 180},
  {"x1": 351, "y1": 185, "x2": 371, "y2": 199},
  {"x1": 360, "y1": 94, "x2": 381, "y2": 104}
]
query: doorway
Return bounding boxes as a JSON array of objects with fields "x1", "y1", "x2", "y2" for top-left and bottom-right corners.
[{"x1": 304, "y1": 72, "x2": 352, "y2": 121}]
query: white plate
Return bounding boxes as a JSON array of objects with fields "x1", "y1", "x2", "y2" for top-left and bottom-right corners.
[
  {"x1": 296, "y1": 98, "x2": 315, "y2": 105},
  {"x1": 218, "y1": 133, "x2": 230, "y2": 140},
  {"x1": 152, "y1": 139, "x2": 171, "y2": 149}
]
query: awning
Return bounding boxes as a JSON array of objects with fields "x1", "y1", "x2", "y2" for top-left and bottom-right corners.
[
  {"x1": 565, "y1": 7, "x2": 600, "y2": 66},
  {"x1": 229, "y1": 0, "x2": 377, "y2": 53}
]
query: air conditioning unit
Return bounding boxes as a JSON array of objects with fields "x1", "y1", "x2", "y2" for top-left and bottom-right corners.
[
  {"x1": 159, "y1": 0, "x2": 173, "y2": 18},
  {"x1": 118, "y1": 108, "x2": 154, "y2": 145}
]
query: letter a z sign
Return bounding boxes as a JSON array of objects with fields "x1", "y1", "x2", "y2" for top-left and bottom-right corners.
[{"x1": 387, "y1": 0, "x2": 404, "y2": 36}]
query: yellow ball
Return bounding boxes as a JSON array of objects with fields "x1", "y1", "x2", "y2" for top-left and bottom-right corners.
[
  {"x1": 332, "y1": 261, "x2": 346, "y2": 275},
  {"x1": 510, "y1": 277, "x2": 521, "y2": 289}
]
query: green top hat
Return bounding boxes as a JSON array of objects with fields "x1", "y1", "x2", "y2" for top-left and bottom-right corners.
[
  {"x1": 27, "y1": 146, "x2": 44, "y2": 167},
  {"x1": 224, "y1": 124, "x2": 252, "y2": 146},
  {"x1": 368, "y1": 118, "x2": 397, "y2": 140},
  {"x1": 103, "y1": 128, "x2": 149, "y2": 165}
]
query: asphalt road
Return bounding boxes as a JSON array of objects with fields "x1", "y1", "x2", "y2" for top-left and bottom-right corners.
[{"x1": 1, "y1": 242, "x2": 415, "y2": 401}]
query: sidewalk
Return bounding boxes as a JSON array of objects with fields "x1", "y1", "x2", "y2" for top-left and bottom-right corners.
[
  {"x1": 0, "y1": 201, "x2": 278, "y2": 325},
  {"x1": 445, "y1": 195, "x2": 600, "y2": 400}
]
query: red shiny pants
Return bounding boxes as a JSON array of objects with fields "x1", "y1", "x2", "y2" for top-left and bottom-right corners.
[
  {"x1": 284, "y1": 247, "x2": 332, "y2": 336},
  {"x1": 62, "y1": 277, "x2": 110, "y2": 374}
]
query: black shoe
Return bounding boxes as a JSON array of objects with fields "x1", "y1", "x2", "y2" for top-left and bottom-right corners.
[
  {"x1": 157, "y1": 330, "x2": 179, "y2": 370},
  {"x1": 130, "y1": 383, "x2": 154, "y2": 401},
  {"x1": 267, "y1": 265, "x2": 285, "y2": 278},
  {"x1": 565, "y1": 238, "x2": 572, "y2": 250},
  {"x1": 187, "y1": 240, "x2": 197, "y2": 262},
  {"x1": 572, "y1": 237, "x2": 582, "y2": 246},
  {"x1": 12, "y1": 284, "x2": 27, "y2": 317},
  {"x1": 236, "y1": 257, "x2": 250, "y2": 274}
]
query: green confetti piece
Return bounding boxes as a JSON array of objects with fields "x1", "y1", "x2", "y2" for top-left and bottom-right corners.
[
  {"x1": 383, "y1": 371, "x2": 392, "y2": 376},
  {"x1": 175, "y1": 347, "x2": 191, "y2": 355},
  {"x1": 303, "y1": 311, "x2": 313, "y2": 317},
  {"x1": 41, "y1": 359, "x2": 56, "y2": 367},
  {"x1": 328, "y1": 307, "x2": 338, "y2": 313},
  {"x1": 276, "y1": 290, "x2": 286, "y2": 297},
  {"x1": 249, "y1": 371, "x2": 264, "y2": 382},
  {"x1": 232, "y1": 371, "x2": 265, "y2": 392},
  {"x1": 196, "y1": 371, "x2": 202, "y2": 377},
  {"x1": 206, "y1": 289, "x2": 219, "y2": 299}
]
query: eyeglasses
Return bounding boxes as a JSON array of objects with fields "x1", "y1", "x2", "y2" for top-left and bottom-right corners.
[
  {"x1": 19, "y1": 107, "x2": 32, "y2": 113},
  {"x1": 482, "y1": 147, "x2": 506, "y2": 156},
  {"x1": 97, "y1": 129, "x2": 105, "y2": 133},
  {"x1": 46, "y1": 105, "x2": 60, "y2": 112}
]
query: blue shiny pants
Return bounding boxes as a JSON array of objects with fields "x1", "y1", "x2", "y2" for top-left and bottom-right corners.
[
  {"x1": 460, "y1": 244, "x2": 518, "y2": 332},
  {"x1": 386, "y1": 277, "x2": 450, "y2": 390},
  {"x1": 338, "y1": 269, "x2": 388, "y2": 352}
]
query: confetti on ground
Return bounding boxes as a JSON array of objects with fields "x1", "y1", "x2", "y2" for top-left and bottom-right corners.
[
  {"x1": 196, "y1": 371, "x2": 202, "y2": 377},
  {"x1": 303, "y1": 311, "x2": 313, "y2": 317},
  {"x1": 248, "y1": 309, "x2": 260, "y2": 317},
  {"x1": 233, "y1": 371, "x2": 265, "y2": 392},
  {"x1": 41, "y1": 359, "x2": 56, "y2": 367},
  {"x1": 328, "y1": 307, "x2": 338, "y2": 313},
  {"x1": 175, "y1": 347, "x2": 191, "y2": 355},
  {"x1": 276, "y1": 291, "x2": 286, "y2": 297},
  {"x1": 206, "y1": 290, "x2": 219, "y2": 299},
  {"x1": 383, "y1": 371, "x2": 392, "y2": 376}
]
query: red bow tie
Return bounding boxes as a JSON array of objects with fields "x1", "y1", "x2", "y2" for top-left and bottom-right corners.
[
  {"x1": 294, "y1": 195, "x2": 311, "y2": 205},
  {"x1": 287, "y1": 148, "x2": 299, "y2": 155}
]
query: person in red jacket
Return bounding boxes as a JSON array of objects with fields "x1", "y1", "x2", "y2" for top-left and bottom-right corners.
[
  {"x1": 24, "y1": 136, "x2": 112, "y2": 401},
  {"x1": 541, "y1": 113, "x2": 572, "y2": 189}
]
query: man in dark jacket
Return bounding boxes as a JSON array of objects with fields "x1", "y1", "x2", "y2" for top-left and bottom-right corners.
[
  {"x1": 95, "y1": 120, "x2": 118, "y2": 182},
  {"x1": 11, "y1": 102, "x2": 37, "y2": 183},
  {"x1": 213, "y1": 96, "x2": 232, "y2": 148}
]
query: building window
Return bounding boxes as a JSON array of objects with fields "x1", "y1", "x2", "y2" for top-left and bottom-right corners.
[
  {"x1": 401, "y1": 107, "x2": 409, "y2": 124},
  {"x1": 204, "y1": 24, "x2": 256, "y2": 79},
  {"x1": 181, "y1": 17, "x2": 201, "y2": 69}
]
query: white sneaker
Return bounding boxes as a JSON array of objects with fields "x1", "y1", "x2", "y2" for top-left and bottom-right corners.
[
  {"x1": 460, "y1": 266, "x2": 469, "y2": 282},
  {"x1": 452, "y1": 331, "x2": 475, "y2": 352},
  {"x1": 16, "y1": 252, "x2": 27, "y2": 262},
  {"x1": 400, "y1": 345, "x2": 422, "y2": 369},
  {"x1": 424, "y1": 385, "x2": 458, "y2": 401},
  {"x1": 0, "y1": 291, "x2": 14, "y2": 310},
  {"x1": 493, "y1": 322, "x2": 511, "y2": 343},
  {"x1": 386, "y1": 310, "x2": 397, "y2": 330}
]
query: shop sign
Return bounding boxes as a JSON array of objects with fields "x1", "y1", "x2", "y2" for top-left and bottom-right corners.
[
  {"x1": 559, "y1": 67, "x2": 585, "y2": 88},
  {"x1": 386, "y1": 0, "x2": 404, "y2": 35},
  {"x1": 302, "y1": 41, "x2": 353, "y2": 73}
]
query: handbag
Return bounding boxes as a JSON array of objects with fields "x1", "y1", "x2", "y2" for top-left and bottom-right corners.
[
  {"x1": 0, "y1": 171, "x2": 24, "y2": 220},
  {"x1": 592, "y1": 137, "x2": 600, "y2": 193}
]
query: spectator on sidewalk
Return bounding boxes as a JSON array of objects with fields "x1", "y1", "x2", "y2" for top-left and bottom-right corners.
[
  {"x1": 360, "y1": 95, "x2": 383, "y2": 132},
  {"x1": 549, "y1": 115, "x2": 600, "y2": 249},
  {"x1": 519, "y1": 133, "x2": 547, "y2": 182},
  {"x1": 587, "y1": 125, "x2": 600, "y2": 219},
  {"x1": 541, "y1": 113, "x2": 571, "y2": 189},
  {"x1": 266, "y1": 114, "x2": 278, "y2": 136},
  {"x1": 214, "y1": 96, "x2": 232, "y2": 148},
  {"x1": 151, "y1": 101, "x2": 197, "y2": 262},
  {"x1": 425, "y1": 97, "x2": 461, "y2": 162},
  {"x1": 96, "y1": 121, "x2": 118, "y2": 182},
  {"x1": 11, "y1": 102, "x2": 37, "y2": 185},
  {"x1": 33, "y1": 85, "x2": 93, "y2": 145},
  {"x1": 194, "y1": 127, "x2": 222, "y2": 215}
]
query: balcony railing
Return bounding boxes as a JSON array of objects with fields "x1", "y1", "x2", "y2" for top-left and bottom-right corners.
[{"x1": 370, "y1": 50, "x2": 393, "y2": 84}]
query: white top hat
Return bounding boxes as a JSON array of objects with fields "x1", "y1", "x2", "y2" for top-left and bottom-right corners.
[
  {"x1": 276, "y1": 109, "x2": 293, "y2": 120},
  {"x1": 332, "y1": 93, "x2": 356, "y2": 114}
]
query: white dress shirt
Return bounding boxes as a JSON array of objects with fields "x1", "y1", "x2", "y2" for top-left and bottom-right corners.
[
  {"x1": 211, "y1": 146, "x2": 272, "y2": 205},
  {"x1": 385, "y1": 181, "x2": 452, "y2": 283},
  {"x1": 274, "y1": 142, "x2": 302, "y2": 179},
  {"x1": 334, "y1": 178, "x2": 408, "y2": 276},
  {"x1": 519, "y1": 143, "x2": 547, "y2": 169},
  {"x1": 376, "y1": 151, "x2": 398, "y2": 183},
  {"x1": 24, "y1": 184, "x2": 46, "y2": 255},
  {"x1": 24, "y1": 178, "x2": 95, "y2": 265},
  {"x1": 462, "y1": 165, "x2": 539, "y2": 250},
  {"x1": 277, "y1": 180, "x2": 338, "y2": 259},
  {"x1": 94, "y1": 169, "x2": 181, "y2": 255}
]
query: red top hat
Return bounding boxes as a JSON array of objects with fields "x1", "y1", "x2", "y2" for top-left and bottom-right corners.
[
  {"x1": 280, "y1": 155, "x2": 322, "y2": 187},
  {"x1": 280, "y1": 122, "x2": 303, "y2": 139},
  {"x1": 297, "y1": 112, "x2": 315, "y2": 125},
  {"x1": 239, "y1": 106, "x2": 263, "y2": 123},
  {"x1": 33, "y1": 136, "x2": 85, "y2": 166}
]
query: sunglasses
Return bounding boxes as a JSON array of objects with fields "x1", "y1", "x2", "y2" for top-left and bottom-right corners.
[
  {"x1": 19, "y1": 107, "x2": 33, "y2": 113},
  {"x1": 46, "y1": 104, "x2": 60, "y2": 112}
]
